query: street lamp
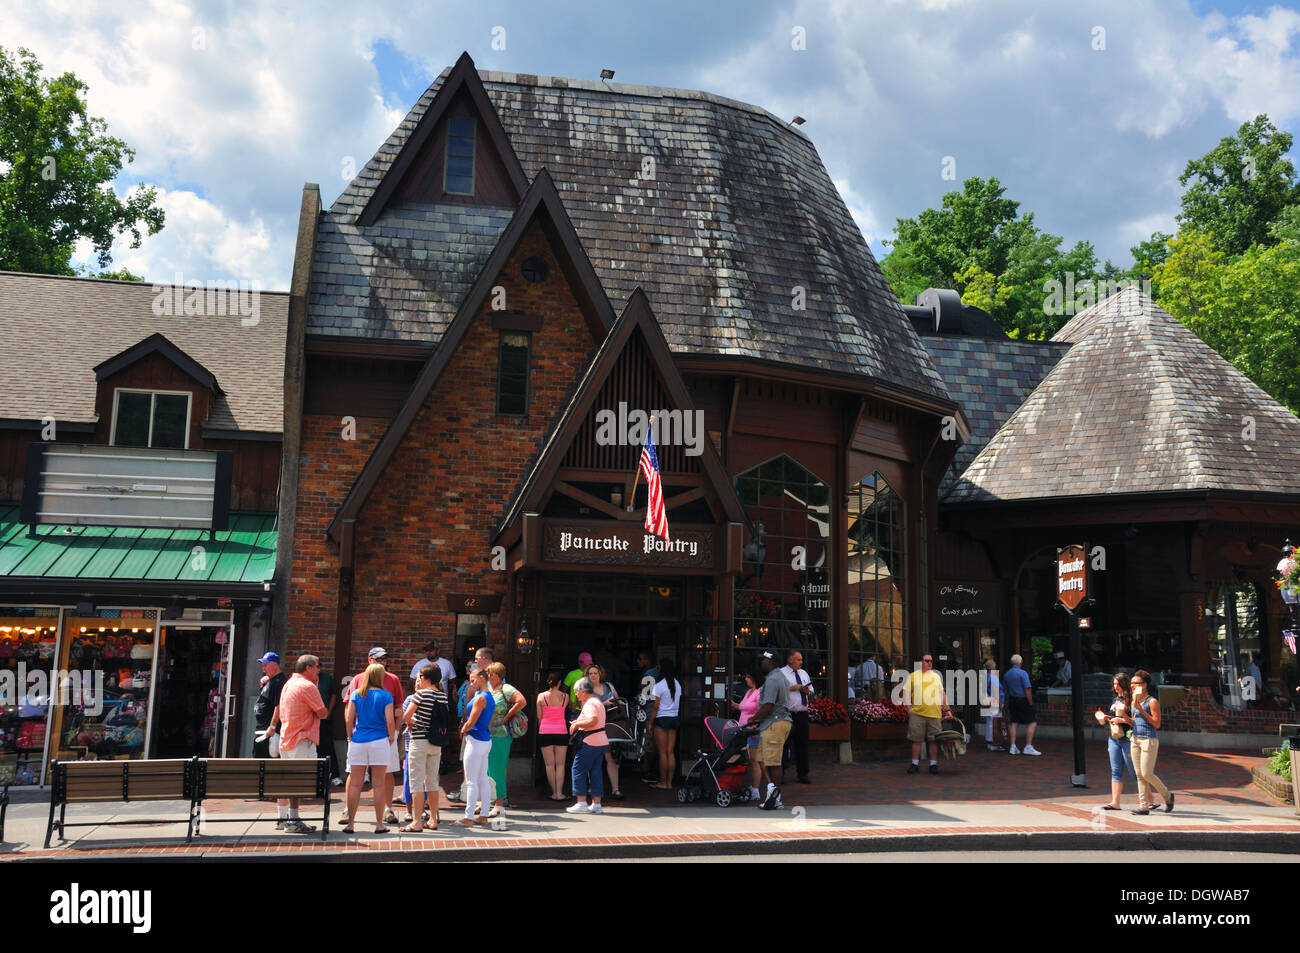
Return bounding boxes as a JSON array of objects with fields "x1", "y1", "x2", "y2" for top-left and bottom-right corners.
[{"x1": 1279, "y1": 539, "x2": 1299, "y2": 632}]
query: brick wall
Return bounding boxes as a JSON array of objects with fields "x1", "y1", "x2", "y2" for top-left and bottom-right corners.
[
  {"x1": 1036, "y1": 685, "x2": 1293, "y2": 734},
  {"x1": 283, "y1": 219, "x2": 599, "y2": 676}
]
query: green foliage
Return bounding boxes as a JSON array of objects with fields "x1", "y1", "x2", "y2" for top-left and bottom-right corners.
[
  {"x1": 1267, "y1": 746, "x2": 1291, "y2": 781},
  {"x1": 0, "y1": 46, "x2": 164, "y2": 276},
  {"x1": 1153, "y1": 229, "x2": 1300, "y2": 413},
  {"x1": 882, "y1": 177, "x2": 1102, "y2": 339},
  {"x1": 1177, "y1": 115, "x2": 1300, "y2": 257},
  {"x1": 86, "y1": 266, "x2": 143, "y2": 282}
]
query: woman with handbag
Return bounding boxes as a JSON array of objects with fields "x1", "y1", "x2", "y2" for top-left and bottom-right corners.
[
  {"x1": 1124, "y1": 669, "x2": 1173, "y2": 815},
  {"x1": 458, "y1": 668, "x2": 496, "y2": 827},
  {"x1": 485, "y1": 662, "x2": 527, "y2": 817},
  {"x1": 586, "y1": 664, "x2": 625, "y2": 800},
  {"x1": 401, "y1": 665, "x2": 449, "y2": 832},
  {"x1": 1094, "y1": 672, "x2": 1137, "y2": 811},
  {"x1": 566, "y1": 677, "x2": 608, "y2": 814},
  {"x1": 536, "y1": 670, "x2": 570, "y2": 800}
]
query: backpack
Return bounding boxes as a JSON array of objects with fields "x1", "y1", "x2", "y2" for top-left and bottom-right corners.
[{"x1": 424, "y1": 696, "x2": 451, "y2": 748}]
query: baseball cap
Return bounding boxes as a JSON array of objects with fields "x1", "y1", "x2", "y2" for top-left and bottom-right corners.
[
  {"x1": 578, "y1": 652, "x2": 593, "y2": 666},
  {"x1": 257, "y1": 652, "x2": 281, "y2": 664},
  {"x1": 368, "y1": 646, "x2": 388, "y2": 661}
]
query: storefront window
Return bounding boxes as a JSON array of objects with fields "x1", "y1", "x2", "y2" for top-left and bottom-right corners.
[
  {"x1": 48, "y1": 609, "x2": 159, "y2": 773},
  {"x1": 734, "y1": 455, "x2": 831, "y2": 697},
  {"x1": 0, "y1": 607, "x2": 61, "y2": 786},
  {"x1": 1208, "y1": 582, "x2": 1262, "y2": 709},
  {"x1": 847, "y1": 472, "x2": 906, "y2": 694}
]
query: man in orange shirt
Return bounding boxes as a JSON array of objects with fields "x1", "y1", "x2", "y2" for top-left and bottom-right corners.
[
  {"x1": 348, "y1": 647, "x2": 406, "y2": 825},
  {"x1": 274, "y1": 654, "x2": 329, "y2": 833}
]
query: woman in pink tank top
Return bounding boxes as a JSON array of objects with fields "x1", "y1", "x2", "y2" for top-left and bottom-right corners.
[{"x1": 536, "y1": 671, "x2": 570, "y2": 800}]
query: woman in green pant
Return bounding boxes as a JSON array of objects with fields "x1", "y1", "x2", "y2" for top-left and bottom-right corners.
[{"x1": 485, "y1": 662, "x2": 527, "y2": 817}]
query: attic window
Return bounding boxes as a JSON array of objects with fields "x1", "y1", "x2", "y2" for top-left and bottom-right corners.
[
  {"x1": 497, "y1": 331, "x2": 530, "y2": 416},
  {"x1": 111, "y1": 389, "x2": 191, "y2": 449},
  {"x1": 444, "y1": 117, "x2": 476, "y2": 195},
  {"x1": 521, "y1": 257, "x2": 548, "y2": 283}
]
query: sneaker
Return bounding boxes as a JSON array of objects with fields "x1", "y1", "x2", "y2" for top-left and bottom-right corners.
[
  {"x1": 565, "y1": 801, "x2": 592, "y2": 814},
  {"x1": 331, "y1": 777, "x2": 344, "y2": 787},
  {"x1": 446, "y1": 791, "x2": 463, "y2": 803},
  {"x1": 1008, "y1": 745, "x2": 1021, "y2": 755},
  {"x1": 275, "y1": 819, "x2": 287, "y2": 829},
  {"x1": 906, "y1": 763, "x2": 919, "y2": 774},
  {"x1": 283, "y1": 820, "x2": 317, "y2": 834},
  {"x1": 749, "y1": 787, "x2": 762, "y2": 800},
  {"x1": 760, "y1": 783, "x2": 780, "y2": 810},
  {"x1": 589, "y1": 804, "x2": 604, "y2": 814},
  {"x1": 1130, "y1": 808, "x2": 1150, "y2": 816},
  {"x1": 1023, "y1": 745, "x2": 1042, "y2": 756},
  {"x1": 773, "y1": 795, "x2": 784, "y2": 810},
  {"x1": 986, "y1": 744, "x2": 1005, "y2": 752}
]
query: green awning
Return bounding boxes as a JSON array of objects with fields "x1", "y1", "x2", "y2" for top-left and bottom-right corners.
[{"x1": 0, "y1": 504, "x2": 276, "y2": 584}]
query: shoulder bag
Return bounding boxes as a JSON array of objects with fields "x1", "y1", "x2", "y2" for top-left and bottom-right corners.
[{"x1": 503, "y1": 684, "x2": 530, "y2": 738}]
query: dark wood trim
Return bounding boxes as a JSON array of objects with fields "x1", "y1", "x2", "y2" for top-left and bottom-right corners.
[
  {"x1": 555, "y1": 467, "x2": 701, "y2": 488},
  {"x1": 200, "y1": 427, "x2": 282, "y2": 443},
  {"x1": 490, "y1": 313, "x2": 544, "y2": 332},
  {"x1": 945, "y1": 490, "x2": 1300, "y2": 530},
  {"x1": 304, "y1": 336, "x2": 433, "y2": 362},
  {"x1": 493, "y1": 289, "x2": 747, "y2": 544},
  {"x1": 725, "y1": 377, "x2": 740, "y2": 458},
  {"x1": 0, "y1": 577, "x2": 273, "y2": 599},
  {"x1": 664, "y1": 486, "x2": 709, "y2": 510},
  {"x1": 554, "y1": 481, "x2": 636, "y2": 521},
  {"x1": 19, "y1": 442, "x2": 46, "y2": 524},
  {"x1": 356, "y1": 51, "x2": 528, "y2": 226},
  {"x1": 326, "y1": 169, "x2": 618, "y2": 543},
  {"x1": 0, "y1": 419, "x2": 96, "y2": 433},
  {"x1": 93, "y1": 332, "x2": 221, "y2": 393}
]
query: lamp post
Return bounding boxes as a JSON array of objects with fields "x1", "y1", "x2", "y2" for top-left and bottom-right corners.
[{"x1": 1279, "y1": 539, "x2": 1299, "y2": 633}]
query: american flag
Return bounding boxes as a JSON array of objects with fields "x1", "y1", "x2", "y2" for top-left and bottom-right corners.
[
  {"x1": 1285, "y1": 631, "x2": 1296, "y2": 656},
  {"x1": 639, "y1": 423, "x2": 669, "y2": 542}
]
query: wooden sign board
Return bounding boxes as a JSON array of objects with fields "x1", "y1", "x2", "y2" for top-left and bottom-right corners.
[{"x1": 1057, "y1": 544, "x2": 1087, "y2": 612}]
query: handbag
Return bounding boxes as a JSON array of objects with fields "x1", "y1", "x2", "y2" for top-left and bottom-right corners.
[
  {"x1": 130, "y1": 643, "x2": 153, "y2": 660},
  {"x1": 507, "y1": 710, "x2": 529, "y2": 739},
  {"x1": 1108, "y1": 719, "x2": 1126, "y2": 740}
]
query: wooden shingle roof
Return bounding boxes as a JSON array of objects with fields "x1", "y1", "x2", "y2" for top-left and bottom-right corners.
[
  {"x1": 947, "y1": 286, "x2": 1300, "y2": 503},
  {"x1": 309, "y1": 60, "x2": 949, "y2": 403}
]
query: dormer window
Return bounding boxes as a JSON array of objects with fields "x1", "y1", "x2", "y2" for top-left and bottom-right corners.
[
  {"x1": 444, "y1": 118, "x2": 476, "y2": 195},
  {"x1": 111, "y1": 389, "x2": 191, "y2": 449}
]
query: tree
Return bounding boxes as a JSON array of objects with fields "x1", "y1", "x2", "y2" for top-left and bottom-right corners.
[
  {"x1": 0, "y1": 46, "x2": 164, "y2": 275},
  {"x1": 882, "y1": 176, "x2": 1103, "y2": 338},
  {"x1": 1176, "y1": 115, "x2": 1300, "y2": 257}
]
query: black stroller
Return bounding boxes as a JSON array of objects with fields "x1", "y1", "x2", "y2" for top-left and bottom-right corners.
[{"x1": 676, "y1": 716, "x2": 756, "y2": 807}]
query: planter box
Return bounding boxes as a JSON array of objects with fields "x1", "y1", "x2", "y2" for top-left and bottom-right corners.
[
  {"x1": 853, "y1": 722, "x2": 908, "y2": 742},
  {"x1": 808, "y1": 723, "x2": 849, "y2": 742},
  {"x1": 1250, "y1": 763, "x2": 1293, "y2": 805}
]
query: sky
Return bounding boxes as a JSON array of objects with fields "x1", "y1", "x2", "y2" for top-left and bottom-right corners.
[{"x1": 3, "y1": 0, "x2": 1299, "y2": 290}]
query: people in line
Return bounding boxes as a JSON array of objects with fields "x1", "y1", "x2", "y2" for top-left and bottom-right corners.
[
  {"x1": 1123, "y1": 669, "x2": 1174, "y2": 816},
  {"x1": 485, "y1": 662, "x2": 526, "y2": 817},
  {"x1": 585, "y1": 663, "x2": 624, "y2": 799},
  {"x1": 273, "y1": 654, "x2": 329, "y2": 833},
  {"x1": 536, "y1": 670, "x2": 570, "y2": 800},
  {"x1": 646, "y1": 657, "x2": 681, "y2": 790},
  {"x1": 565, "y1": 651, "x2": 593, "y2": 708},
  {"x1": 1096, "y1": 671, "x2": 1137, "y2": 811},
  {"x1": 1003, "y1": 653, "x2": 1042, "y2": 756},
  {"x1": 902, "y1": 652, "x2": 948, "y2": 774},
  {"x1": 566, "y1": 676, "x2": 609, "y2": 814},
  {"x1": 781, "y1": 649, "x2": 813, "y2": 784},
  {"x1": 983, "y1": 658, "x2": 1006, "y2": 751},
  {"x1": 402, "y1": 664, "x2": 448, "y2": 832},
  {"x1": 731, "y1": 669, "x2": 763, "y2": 801},
  {"x1": 347, "y1": 647, "x2": 406, "y2": 824},
  {"x1": 458, "y1": 667, "x2": 495, "y2": 827},
  {"x1": 744, "y1": 651, "x2": 791, "y2": 810},
  {"x1": 410, "y1": 639, "x2": 457, "y2": 699},
  {"x1": 252, "y1": 651, "x2": 286, "y2": 758},
  {"x1": 344, "y1": 662, "x2": 395, "y2": 834}
]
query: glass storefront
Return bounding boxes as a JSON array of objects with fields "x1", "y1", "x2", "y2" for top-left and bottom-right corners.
[
  {"x1": 847, "y1": 471, "x2": 906, "y2": 696},
  {"x1": 0, "y1": 607, "x2": 61, "y2": 786},
  {"x1": 1208, "y1": 582, "x2": 1263, "y2": 709}
]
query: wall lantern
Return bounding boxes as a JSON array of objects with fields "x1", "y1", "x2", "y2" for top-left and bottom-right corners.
[{"x1": 516, "y1": 620, "x2": 534, "y2": 656}]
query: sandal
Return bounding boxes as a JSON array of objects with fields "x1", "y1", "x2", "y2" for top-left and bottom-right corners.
[
  {"x1": 374, "y1": 825, "x2": 390, "y2": 834},
  {"x1": 1101, "y1": 804, "x2": 1121, "y2": 811},
  {"x1": 457, "y1": 818, "x2": 475, "y2": 827},
  {"x1": 487, "y1": 808, "x2": 502, "y2": 818},
  {"x1": 399, "y1": 824, "x2": 424, "y2": 833}
]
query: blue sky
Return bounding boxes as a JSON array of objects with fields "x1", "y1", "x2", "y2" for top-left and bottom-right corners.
[{"x1": 3, "y1": 0, "x2": 1298, "y2": 289}]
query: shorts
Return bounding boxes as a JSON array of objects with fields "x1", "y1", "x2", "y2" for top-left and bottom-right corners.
[
  {"x1": 538, "y1": 734, "x2": 569, "y2": 748},
  {"x1": 406, "y1": 736, "x2": 442, "y2": 794},
  {"x1": 1008, "y1": 697, "x2": 1037, "y2": 725},
  {"x1": 907, "y1": 711, "x2": 943, "y2": 743},
  {"x1": 654, "y1": 716, "x2": 681, "y2": 731},
  {"x1": 279, "y1": 739, "x2": 317, "y2": 759},
  {"x1": 348, "y1": 737, "x2": 391, "y2": 767},
  {"x1": 758, "y1": 720, "x2": 791, "y2": 764}
]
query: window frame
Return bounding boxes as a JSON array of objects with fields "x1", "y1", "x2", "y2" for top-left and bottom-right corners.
[
  {"x1": 443, "y1": 117, "x2": 477, "y2": 196},
  {"x1": 109, "y1": 388, "x2": 193, "y2": 449},
  {"x1": 496, "y1": 330, "x2": 531, "y2": 418}
]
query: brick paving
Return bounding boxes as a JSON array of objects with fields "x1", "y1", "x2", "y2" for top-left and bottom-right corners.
[{"x1": 2, "y1": 745, "x2": 1295, "y2": 860}]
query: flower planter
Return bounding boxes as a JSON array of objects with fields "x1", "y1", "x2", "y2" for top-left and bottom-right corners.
[
  {"x1": 853, "y1": 722, "x2": 908, "y2": 742},
  {"x1": 808, "y1": 723, "x2": 849, "y2": 742}
]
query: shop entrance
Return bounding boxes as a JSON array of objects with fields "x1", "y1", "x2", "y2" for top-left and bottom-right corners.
[
  {"x1": 543, "y1": 618, "x2": 683, "y2": 699},
  {"x1": 153, "y1": 621, "x2": 236, "y2": 759}
]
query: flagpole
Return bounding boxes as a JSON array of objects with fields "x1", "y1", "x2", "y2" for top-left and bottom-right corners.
[{"x1": 627, "y1": 464, "x2": 641, "y2": 512}]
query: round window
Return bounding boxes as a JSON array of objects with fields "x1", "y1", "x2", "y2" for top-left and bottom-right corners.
[{"x1": 521, "y1": 256, "x2": 549, "y2": 283}]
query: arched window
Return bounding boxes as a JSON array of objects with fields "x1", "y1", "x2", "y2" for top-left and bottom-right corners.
[
  {"x1": 734, "y1": 456, "x2": 831, "y2": 697},
  {"x1": 1209, "y1": 582, "x2": 1262, "y2": 709},
  {"x1": 847, "y1": 472, "x2": 906, "y2": 698}
]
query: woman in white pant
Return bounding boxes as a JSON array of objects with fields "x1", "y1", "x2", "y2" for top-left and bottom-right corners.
[{"x1": 458, "y1": 667, "x2": 496, "y2": 827}]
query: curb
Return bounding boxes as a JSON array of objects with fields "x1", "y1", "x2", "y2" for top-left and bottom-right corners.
[{"x1": 8, "y1": 828, "x2": 1300, "y2": 863}]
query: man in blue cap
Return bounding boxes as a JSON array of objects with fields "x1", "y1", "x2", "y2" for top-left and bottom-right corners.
[{"x1": 253, "y1": 652, "x2": 286, "y2": 758}]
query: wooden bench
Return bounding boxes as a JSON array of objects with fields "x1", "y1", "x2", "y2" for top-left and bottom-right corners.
[
  {"x1": 45, "y1": 758, "x2": 198, "y2": 848},
  {"x1": 193, "y1": 758, "x2": 330, "y2": 841}
]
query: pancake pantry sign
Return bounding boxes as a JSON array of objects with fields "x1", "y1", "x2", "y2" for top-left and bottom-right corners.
[{"x1": 544, "y1": 523, "x2": 713, "y2": 568}]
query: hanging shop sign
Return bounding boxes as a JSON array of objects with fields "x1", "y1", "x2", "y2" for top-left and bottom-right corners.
[
  {"x1": 542, "y1": 521, "x2": 715, "y2": 569},
  {"x1": 936, "y1": 580, "x2": 1004, "y2": 624},
  {"x1": 1056, "y1": 544, "x2": 1088, "y2": 612}
]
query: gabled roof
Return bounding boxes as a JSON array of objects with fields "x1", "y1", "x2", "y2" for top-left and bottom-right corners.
[
  {"x1": 93, "y1": 332, "x2": 221, "y2": 393},
  {"x1": 326, "y1": 169, "x2": 616, "y2": 541},
  {"x1": 947, "y1": 287, "x2": 1300, "y2": 503},
  {"x1": 356, "y1": 51, "x2": 528, "y2": 226},
  {"x1": 0, "y1": 272, "x2": 288, "y2": 434},
  {"x1": 494, "y1": 288, "x2": 745, "y2": 541},
  {"x1": 310, "y1": 59, "x2": 949, "y2": 404}
]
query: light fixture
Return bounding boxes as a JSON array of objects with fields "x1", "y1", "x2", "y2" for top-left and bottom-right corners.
[
  {"x1": 790, "y1": 115, "x2": 806, "y2": 126},
  {"x1": 516, "y1": 619, "x2": 534, "y2": 656},
  {"x1": 611, "y1": 489, "x2": 623, "y2": 507},
  {"x1": 600, "y1": 68, "x2": 615, "y2": 80}
]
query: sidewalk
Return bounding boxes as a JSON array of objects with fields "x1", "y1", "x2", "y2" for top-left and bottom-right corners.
[{"x1": 3, "y1": 745, "x2": 1297, "y2": 860}]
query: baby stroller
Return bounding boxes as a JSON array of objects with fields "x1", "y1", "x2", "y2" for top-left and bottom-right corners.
[
  {"x1": 604, "y1": 697, "x2": 641, "y2": 761},
  {"x1": 932, "y1": 716, "x2": 968, "y2": 760},
  {"x1": 676, "y1": 716, "x2": 756, "y2": 807}
]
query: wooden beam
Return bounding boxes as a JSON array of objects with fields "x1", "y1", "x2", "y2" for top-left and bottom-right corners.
[
  {"x1": 554, "y1": 481, "x2": 637, "y2": 521},
  {"x1": 665, "y1": 486, "x2": 708, "y2": 511}
]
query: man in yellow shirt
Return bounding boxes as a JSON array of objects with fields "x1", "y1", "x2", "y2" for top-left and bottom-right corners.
[{"x1": 903, "y1": 653, "x2": 948, "y2": 774}]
